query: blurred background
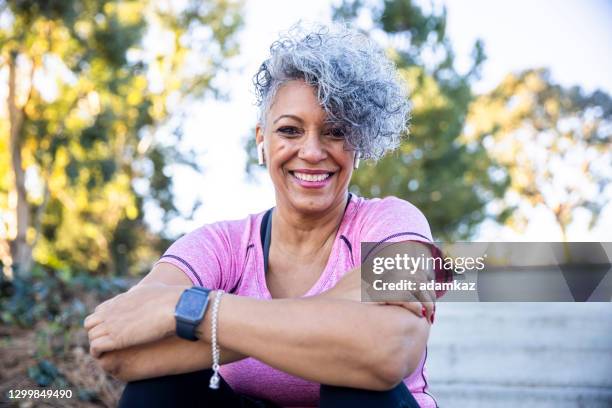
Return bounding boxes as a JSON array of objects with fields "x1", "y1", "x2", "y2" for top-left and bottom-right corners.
[{"x1": 0, "y1": 0, "x2": 610, "y2": 406}]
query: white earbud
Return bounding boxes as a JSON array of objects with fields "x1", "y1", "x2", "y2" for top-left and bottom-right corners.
[
  {"x1": 257, "y1": 142, "x2": 265, "y2": 166},
  {"x1": 353, "y1": 152, "x2": 360, "y2": 169}
]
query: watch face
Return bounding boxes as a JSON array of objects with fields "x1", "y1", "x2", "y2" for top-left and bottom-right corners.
[{"x1": 176, "y1": 290, "x2": 207, "y2": 321}]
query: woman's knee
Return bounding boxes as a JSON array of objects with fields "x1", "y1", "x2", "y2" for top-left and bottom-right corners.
[
  {"x1": 319, "y1": 382, "x2": 420, "y2": 408},
  {"x1": 118, "y1": 369, "x2": 228, "y2": 408}
]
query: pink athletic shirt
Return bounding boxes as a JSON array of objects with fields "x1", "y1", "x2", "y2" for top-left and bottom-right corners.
[{"x1": 155, "y1": 194, "x2": 440, "y2": 408}]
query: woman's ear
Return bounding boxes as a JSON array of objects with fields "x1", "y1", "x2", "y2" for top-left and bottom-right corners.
[{"x1": 255, "y1": 124, "x2": 264, "y2": 145}]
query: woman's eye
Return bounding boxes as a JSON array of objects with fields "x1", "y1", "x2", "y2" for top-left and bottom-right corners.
[
  {"x1": 325, "y1": 128, "x2": 345, "y2": 139},
  {"x1": 277, "y1": 126, "x2": 301, "y2": 136}
]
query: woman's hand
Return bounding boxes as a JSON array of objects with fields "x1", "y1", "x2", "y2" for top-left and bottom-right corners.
[{"x1": 84, "y1": 283, "x2": 186, "y2": 358}]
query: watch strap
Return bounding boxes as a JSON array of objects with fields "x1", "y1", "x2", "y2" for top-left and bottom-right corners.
[{"x1": 176, "y1": 317, "x2": 199, "y2": 341}]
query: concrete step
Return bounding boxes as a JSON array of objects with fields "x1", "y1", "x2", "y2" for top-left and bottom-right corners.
[
  {"x1": 425, "y1": 303, "x2": 612, "y2": 407},
  {"x1": 429, "y1": 383, "x2": 612, "y2": 408}
]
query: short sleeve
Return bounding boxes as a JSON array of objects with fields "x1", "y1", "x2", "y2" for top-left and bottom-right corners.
[
  {"x1": 359, "y1": 196, "x2": 452, "y2": 297},
  {"x1": 360, "y1": 196, "x2": 434, "y2": 244},
  {"x1": 154, "y1": 222, "x2": 239, "y2": 291}
]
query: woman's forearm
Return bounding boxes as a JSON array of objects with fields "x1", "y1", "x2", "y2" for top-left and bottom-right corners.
[
  {"x1": 91, "y1": 268, "x2": 429, "y2": 388},
  {"x1": 103, "y1": 335, "x2": 246, "y2": 382},
  {"x1": 197, "y1": 293, "x2": 429, "y2": 390}
]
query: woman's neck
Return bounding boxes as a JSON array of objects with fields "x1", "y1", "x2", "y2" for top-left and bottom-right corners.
[{"x1": 272, "y1": 193, "x2": 349, "y2": 257}]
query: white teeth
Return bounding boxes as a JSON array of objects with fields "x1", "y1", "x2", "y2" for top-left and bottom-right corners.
[{"x1": 293, "y1": 172, "x2": 331, "y2": 182}]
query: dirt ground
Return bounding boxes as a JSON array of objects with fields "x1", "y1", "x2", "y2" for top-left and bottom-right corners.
[
  {"x1": 0, "y1": 273, "x2": 143, "y2": 408},
  {"x1": 0, "y1": 322, "x2": 124, "y2": 407}
]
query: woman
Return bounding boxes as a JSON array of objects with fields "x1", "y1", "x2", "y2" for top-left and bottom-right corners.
[{"x1": 84, "y1": 23, "x2": 444, "y2": 408}]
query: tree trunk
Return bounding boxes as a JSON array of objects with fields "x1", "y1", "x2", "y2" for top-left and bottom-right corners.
[
  {"x1": 7, "y1": 50, "x2": 32, "y2": 277},
  {"x1": 555, "y1": 211, "x2": 572, "y2": 263}
]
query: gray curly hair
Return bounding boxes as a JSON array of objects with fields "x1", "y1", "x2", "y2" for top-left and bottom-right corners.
[{"x1": 253, "y1": 22, "x2": 411, "y2": 161}]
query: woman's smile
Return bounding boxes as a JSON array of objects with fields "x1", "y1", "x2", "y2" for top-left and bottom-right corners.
[{"x1": 288, "y1": 169, "x2": 336, "y2": 189}]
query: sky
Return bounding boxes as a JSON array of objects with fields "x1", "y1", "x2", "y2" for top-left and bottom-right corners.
[{"x1": 156, "y1": 0, "x2": 612, "y2": 241}]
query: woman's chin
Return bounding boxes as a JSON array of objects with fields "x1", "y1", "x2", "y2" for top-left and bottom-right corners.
[
  {"x1": 275, "y1": 177, "x2": 348, "y2": 214},
  {"x1": 288, "y1": 194, "x2": 336, "y2": 215}
]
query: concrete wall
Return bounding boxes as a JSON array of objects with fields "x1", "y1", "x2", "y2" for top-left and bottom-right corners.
[{"x1": 426, "y1": 303, "x2": 612, "y2": 407}]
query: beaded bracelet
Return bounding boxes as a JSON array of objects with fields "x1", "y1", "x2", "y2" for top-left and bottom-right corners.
[{"x1": 209, "y1": 289, "x2": 224, "y2": 389}]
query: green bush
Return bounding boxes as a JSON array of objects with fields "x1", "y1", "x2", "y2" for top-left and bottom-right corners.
[{"x1": 0, "y1": 265, "x2": 130, "y2": 329}]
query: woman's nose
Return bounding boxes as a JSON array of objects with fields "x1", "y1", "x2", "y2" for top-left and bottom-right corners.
[{"x1": 298, "y1": 133, "x2": 327, "y2": 162}]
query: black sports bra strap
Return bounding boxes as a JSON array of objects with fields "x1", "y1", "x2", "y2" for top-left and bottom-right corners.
[{"x1": 261, "y1": 208, "x2": 273, "y2": 274}]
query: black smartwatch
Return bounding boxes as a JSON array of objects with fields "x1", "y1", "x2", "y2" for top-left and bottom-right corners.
[{"x1": 175, "y1": 287, "x2": 211, "y2": 341}]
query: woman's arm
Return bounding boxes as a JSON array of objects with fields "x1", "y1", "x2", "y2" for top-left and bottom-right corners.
[
  {"x1": 196, "y1": 290, "x2": 429, "y2": 391},
  {"x1": 98, "y1": 334, "x2": 245, "y2": 382},
  {"x1": 90, "y1": 265, "x2": 430, "y2": 389},
  {"x1": 95, "y1": 263, "x2": 247, "y2": 382}
]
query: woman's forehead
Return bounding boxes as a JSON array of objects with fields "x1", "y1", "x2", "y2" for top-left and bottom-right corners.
[{"x1": 268, "y1": 80, "x2": 328, "y2": 123}]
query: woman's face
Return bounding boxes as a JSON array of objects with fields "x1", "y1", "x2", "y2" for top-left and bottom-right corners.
[{"x1": 256, "y1": 80, "x2": 356, "y2": 216}]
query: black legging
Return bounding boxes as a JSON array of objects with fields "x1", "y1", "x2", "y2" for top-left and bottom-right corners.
[{"x1": 118, "y1": 368, "x2": 421, "y2": 408}]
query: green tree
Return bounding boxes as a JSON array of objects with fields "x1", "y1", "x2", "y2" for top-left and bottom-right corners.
[
  {"x1": 0, "y1": 0, "x2": 243, "y2": 277},
  {"x1": 464, "y1": 69, "x2": 612, "y2": 241},
  {"x1": 332, "y1": 0, "x2": 509, "y2": 240}
]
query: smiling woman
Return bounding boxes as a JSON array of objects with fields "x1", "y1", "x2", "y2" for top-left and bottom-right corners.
[{"x1": 84, "y1": 22, "x2": 443, "y2": 408}]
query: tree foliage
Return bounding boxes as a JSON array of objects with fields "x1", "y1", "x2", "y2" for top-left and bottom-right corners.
[
  {"x1": 332, "y1": 0, "x2": 509, "y2": 240},
  {"x1": 465, "y1": 69, "x2": 612, "y2": 240},
  {"x1": 0, "y1": 0, "x2": 243, "y2": 277}
]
